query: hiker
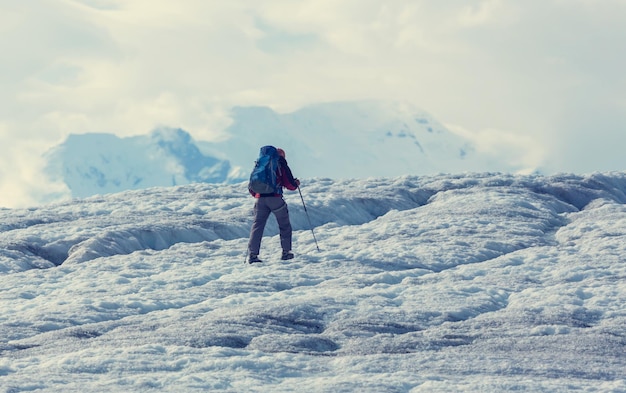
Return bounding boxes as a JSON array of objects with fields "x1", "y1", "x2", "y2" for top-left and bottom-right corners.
[{"x1": 247, "y1": 146, "x2": 300, "y2": 264}]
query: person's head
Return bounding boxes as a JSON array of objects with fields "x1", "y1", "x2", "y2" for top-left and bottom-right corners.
[{"x1": 277, "y1": 148, "x2": 286, "y2": 158}]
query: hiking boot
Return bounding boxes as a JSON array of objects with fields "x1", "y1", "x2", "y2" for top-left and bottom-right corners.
[
  {"x1": 248, "y1": 254, "x2": 263, "y2": 264},
  {"x1": 281, "y1": 250, "x2": 294, "y2": 260}
]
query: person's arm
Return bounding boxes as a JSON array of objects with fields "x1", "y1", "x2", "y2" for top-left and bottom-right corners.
[{"x1": 279, "y1": 157, "x2": 299, "y2": 190}]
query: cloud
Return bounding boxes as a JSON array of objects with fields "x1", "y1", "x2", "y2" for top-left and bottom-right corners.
[
  {"x1": 0, "y1": 123, "x2": 70, "y2": 208},
  {"x1": 446, "y1": 123, "x2": 547, "y2": 174},
  {"x1": 1, "y1": 0, "x2": 625, "y2": 207},
  {"x1": 456, "y1": 0, "x2": 506, "y2": 28}
]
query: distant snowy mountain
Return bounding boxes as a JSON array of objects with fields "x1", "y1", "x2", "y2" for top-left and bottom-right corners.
[
  {"x1": 204, "y1": 100, "x2": 512, "y2": 179},
  {"x1": 44, "y1": 128, "x2": 241, "y2": 198},
  {"x1": 44, "y1": 101, "x2": 519, "y2": 200}
]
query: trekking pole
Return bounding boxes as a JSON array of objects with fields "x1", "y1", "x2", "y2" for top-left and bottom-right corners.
[{"x1": 298, "y1": 186, "x2": 321, "y2": 252}]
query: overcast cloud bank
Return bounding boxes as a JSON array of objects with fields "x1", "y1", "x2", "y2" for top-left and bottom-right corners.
[{"x1": 1, "y1": 1, "x2": 625, "y2": 208}]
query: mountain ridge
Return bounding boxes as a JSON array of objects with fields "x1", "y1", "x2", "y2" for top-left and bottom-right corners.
[
  {"x1": 43, "y1": 128, "x2": 241, "y2": 199},
  {"x1": 43, "y1": 100, "x2": 523, "y2": 200}
]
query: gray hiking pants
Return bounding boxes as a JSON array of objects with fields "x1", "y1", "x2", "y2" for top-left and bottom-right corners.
[{"x1": 248, "y1": 197, "x2": 292, "y2": 256}]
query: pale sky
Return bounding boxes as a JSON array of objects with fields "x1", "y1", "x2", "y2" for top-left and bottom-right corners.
[{"x1": 1, "y1": 0, "x2": 625, "y2": 208}]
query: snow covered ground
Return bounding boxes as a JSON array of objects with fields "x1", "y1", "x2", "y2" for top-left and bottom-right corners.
[{"x1": 1, "y1": 172, "x2": 626, "y2": 392}]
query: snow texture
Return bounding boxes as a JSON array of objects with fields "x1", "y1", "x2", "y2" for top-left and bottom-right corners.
[{"x1": 1, "y1": 172, "x2": 626, "y2": 392}]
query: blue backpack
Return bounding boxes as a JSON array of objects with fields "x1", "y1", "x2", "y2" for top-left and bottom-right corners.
[{"x1": 249, "y1": 145, "x2": 281, "y2": 194}]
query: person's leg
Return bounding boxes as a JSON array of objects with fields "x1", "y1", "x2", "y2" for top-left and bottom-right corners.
[
  {"x1": 248, "y1": 198, "x2": 271, "y2": 256},
  {"x1": 267, "y1": 198, "x2": 292, "y2": 253}
]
